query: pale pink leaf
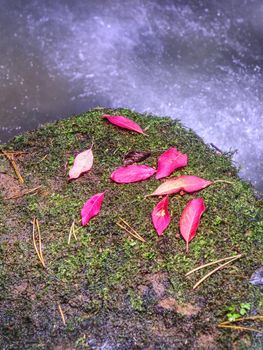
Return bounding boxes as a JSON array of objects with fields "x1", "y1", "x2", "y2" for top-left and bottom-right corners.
[
  {"x1": 69, "y1": 148, "x2": 93, "y2": 180},
  {"x1": 180, "y1": 198, "x2": 206, "y2": 252},
  {"x1": 148, "y1": 175, "x2": 212, "y2": 196},
  {"x1": 102, "y1": 115, "x2": 146, "y2": 134},
  {"x1": 152, "y1": 195, "x2": 170, "y2": 236},
  {"x1": 81, "y1": 192, "x2": 105, "y2": 226},
  {"x1": 156, "y1": 147, "x2": 188, "y2": 179},
  {"x1": 110, "y1": 164, "x2": 156, "y2": 183}
]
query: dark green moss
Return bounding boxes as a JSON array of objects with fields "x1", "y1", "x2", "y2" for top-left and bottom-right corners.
[{"x1": 0, "y1": 108, "x2": 262, "y2": 349}]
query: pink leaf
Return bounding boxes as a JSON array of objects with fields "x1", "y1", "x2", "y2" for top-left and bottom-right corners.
[
  {"x1": 152, "y1": 195, "x2": 170, "y2": 236},
  {"x1": 148, "y1": 175, "x2": 212, "y2": 196},
  {"x1": 102, "y1": 115, "x2": 146, "y2": 134},
  {"x1": 81, "y1": 192, "x2": 105, "y2": 226},
  {"x1": 156, "y1": 147, "x2": 188, "y2": 179},
  {"x1": 180, "y1": 198, "x2": 206, "y2": 252},
  {"x1": 69, "y1": 147, "x2": 93, "y2": 180},
  {"x1": 110, "y1": 164, "x2": 156, "y2": 183}
]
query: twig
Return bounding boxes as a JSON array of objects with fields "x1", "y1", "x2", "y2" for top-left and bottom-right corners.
[
  {"x1": 5, "y1": 185, "x2": 42, "y2": 200},
  {"x1": 58, "y1": 304, "x2": 66, "y2": 325},
  {"x1": 119, "y1": 217, "x2": 146, "y2": 242},
  {"x1": 0, "y1": 151, "x2": 28, "y2": 157},
  {"x1": 220, "y1": 315, "x2": 263, "y2": 325},
  {"x1": 2, "y1": 150, "x2": 24, "y2": 184},
  {"x1": 218, "y1": 324, "x2": 263, "y2": 334},
  {"x1": 185, "y1": 254, "x2": 241, "y2": 276},
  {"x1": 68, "y1": 220, "x2": 78, "y2": 244},
  {"x1": 116, "y1": 222, "x2": 145, "y2": 243},
  {"x1": 32, "y1": 218, "x2": 46, "y2": 268},
  {"x1": 193, "y1": 255, "x2": 242, "y2": 290}
]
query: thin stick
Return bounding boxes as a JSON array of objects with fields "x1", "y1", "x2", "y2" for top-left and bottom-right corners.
[
  {"x1": 0, "y1": 151, "x2": 28, "y2": 156},
  {"x1": 2, "y1": 150, "x2": 24, "y2": 184},
  {"x1": 218, "y1": 324, "x2": 263, "y2": 334},
  {"x1": 213, "y1": 180, "x2": 234, "y2": 185},
  {"x1": 193, "y1": 255, "x2": 242, "y2": 290},
  {"x1": 68, "y1": 220, "x2": 76, "y2": 244},
  {"x1": 116, "y1": 222, "x2": 145, "y2": 243},
  {"x1": 220, "y1": 315, "x2": 263, "y2": 325},
  {"x1": 32, "y1": 219, "x2": 46, "y2": 268},
  {"x1": 5, "y1": 185, "x2": 42, "y2": 200},
  {"x1": 119, "y1": 217, "x2": 145, "y2": 241},
  {"x1": 185, "y1": 254, "x2": 242, "y2": 276},
  {"x1": 58, "y1": 304, "x2": 66, "y2": 325}
]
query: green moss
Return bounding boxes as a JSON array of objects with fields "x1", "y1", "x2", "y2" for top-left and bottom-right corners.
[{"x1": 0, "y1": 108, "x2": 262, "y2": 349}]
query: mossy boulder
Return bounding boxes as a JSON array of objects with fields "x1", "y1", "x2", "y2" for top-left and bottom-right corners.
[{"x1": 0, "y1": 108, "x2": 262, "y2": 350}]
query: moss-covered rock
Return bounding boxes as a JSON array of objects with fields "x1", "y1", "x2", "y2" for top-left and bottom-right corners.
[{"x1": 0, "y1": 108, "x2": 262, "y2": 350}]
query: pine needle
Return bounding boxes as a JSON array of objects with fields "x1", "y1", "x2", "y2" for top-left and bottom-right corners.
[
  {"x1": 32, "y1": 218, "x2": 46, "y2": 268},
  {"x1": 116, "y1": 222, "x2": 146, "y2": 243},
  {"x1": 58, "y1": 304, "x2": 66, "y2": 325},
  {"x1": 118, "y1": 217, "x2": 146, "y2": 242},
  {"x1": 68, "y1": 220, "x2": 78, "y2": 244},
  {"x1": 218, "y1": 324, "x2": 263, "y2": 334},
  {"x1": 193, "y1": 255, "x2": 242, "y2": 290},
  {"x1": 5, "y1": 185, "x2": 42, "y2": 200},
  {"x1": 185, "y1": 254, "x2": 242, "y2": 276},
  {"x1": 2, "y1": 150, "x2": 24, "y2": 184}
]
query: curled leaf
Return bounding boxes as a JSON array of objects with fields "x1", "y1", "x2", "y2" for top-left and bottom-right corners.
[
  {"x1": 152, "y1": 195, "x2": 170, "y2": 236},
  {"x1": 156, "y1": 147, "x2": 188, "y2": 179},
  {"x1": 102, "y1": 115, "x2": 145, "y2": 134},
  {"x1": 180, "y1": 198, "x2": 206, "y2": 252},
  {"x1": 81, "y1": 192, "x2": 105, "y2": 226},
  {"x1": 69, "y1": 147, "x2": 93, "y2": 180},
  {"x1": 111, "y1": 164, "x2": 156, "y2": 183},
  {"x1": 147, "y1": 175, "x2": 212, "y2": 197},
  {"x1": 123, "y1": 150, "x2": 151, "y2": 166}
]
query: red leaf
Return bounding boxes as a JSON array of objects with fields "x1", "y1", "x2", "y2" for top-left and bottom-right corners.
[
  {"x1": 110, "y1": 164, "x2": 156, "y2": 183},
  {"x1": 69, "y1": 147, "x2": 93, "y2": 180},
  {"x1": 81, "y1": 192, "x2": 105, "y2": 226},
  {"x1": 148, "y1": 175, "x2": 212, "y2": 196},
  {"x1": 156, "y1": 147, "x2": 188, "y2": 179},
  {"x1": 180, "y1": 198, "x2": 206, "y2": 252},
  {"x1": 152, "y1": 195, "x2": 170, "y2": 236},
  {"x1": 102, "y1": 115, "x2": 146, "y2": 134}
]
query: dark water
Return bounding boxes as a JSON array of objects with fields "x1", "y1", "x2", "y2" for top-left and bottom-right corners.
[{"x1": 0, "y1": 0, "x2": 263, "y2": 192}]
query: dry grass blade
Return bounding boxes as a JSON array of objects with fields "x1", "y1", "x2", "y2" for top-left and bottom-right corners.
[
  {"x1": 58, "y1": 304, "x2": 66, "y2": 325},
  {"x1": 2, "y1": 150, "x2": 24, "y2": 184},
  {"x1": 5, "y1": 185, "x2": 42, "y2": 200},
  {"x1": 193, "y1": 255, "x2": 242, "y2": 290},
  {"x1": 213, "y1": 179, "x2": 234, "y2": 185},
  {"x1": 220, "y1": 315, "x2": 263, "y2": 325},
  {"x1": 119, "y1": 217, "x2": 145, "y2": 242},
  {"x1": 185, "y1": 254, "x2": 241, "y2": 276},
  {"x1": 32, "y1": 218, "x2": 46, "y2": 268},
  {"x1": 218, "y1": 324, "x2": 263, "y2": 334},
  {"x1": 116, "y1": 222, "x2": 145, "y2": 243}
]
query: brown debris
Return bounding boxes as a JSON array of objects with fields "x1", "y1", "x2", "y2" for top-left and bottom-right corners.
[{"x1": 123, "y1": 150, "x2": 151, "y2": 166}]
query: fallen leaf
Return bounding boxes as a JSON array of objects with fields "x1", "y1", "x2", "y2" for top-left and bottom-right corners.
[
  {"x1": 69, "y1": 147, "x2": 93, "y2": 180},
  {"x1": 123, "y1": 150, "x2": 151, "y2": 166},
  {"x1": 147, "y1": 175, "x2": 212, "y2": 196},
  {"x1": 152, "y1": 195, "x2": 170, "y2": 236},
  {"x1": 156, "y1": 147, "x2": 188, "y2": 179},
  {"x1": 110, "y1": 164, "x2": 156, "y2": 183},
  {"x1": 180, "y1": 198, "x2": 206, "y2": 252},
  {"x1": 102, "y1": 115, "x2": 146, "y2": 134},
  {"x1": 81, "y1": 192, "x2": 105, "y2": 226}
]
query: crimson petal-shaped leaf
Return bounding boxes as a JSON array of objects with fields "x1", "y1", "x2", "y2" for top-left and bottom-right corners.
[
  {"x1": 180, "y1": 198, "x2": 206, "y2": 252},
  {"x1": 81, "y1": 192, "x2": 105, "y2": 226},
  {"x1": 156, "y1": 147, "x2": 188, "y2": 179},
  {"x1": 148, "y1": 175, "x2": 212, "y2": 196},
  {"x1": 152, "y1": 195, "x2": 170, "y2": 236},
  {"x1": 69, "y1": 147, "x2": 93, "y2": 180},
  {"x1": 111, "y1": 164, "x2": 156, "y2": 183},
  {"x1": 102, "y1": 115, "x2": 146, "y2": 134}
]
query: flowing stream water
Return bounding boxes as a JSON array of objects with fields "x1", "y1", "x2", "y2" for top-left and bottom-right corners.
[{"x1": 0, "y1": 0, "x2": 262, "y2": 193}]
